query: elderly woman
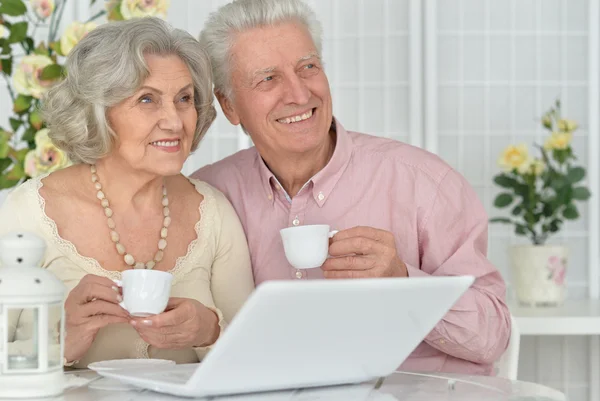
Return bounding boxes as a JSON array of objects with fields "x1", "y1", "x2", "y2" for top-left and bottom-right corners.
[{"x1": 0, "y1": 17, "x2": 254, "y2": 368}]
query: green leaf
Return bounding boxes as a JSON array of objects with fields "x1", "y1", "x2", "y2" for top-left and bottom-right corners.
[
  {"x1": 553, "y1": 149, "x2": 568, "y2": 164},
  {"x1": 0, "y1": 158, "x2": 11, "y2": 174},
  {"x1": 494, "y1": 193, "x2": 514, "y2": 208},
  {"x1": 515, "y1": 225, "x2": 527, "y2": 235},
  {"x1": 567, "y1": 166, "x2": 586, "y2": 183},
  {"x1": 13, "y1": 94, "x2": 32, "y2": 113},
  {"x1": 9, "y1": 117, "x2": 22, "y2": 132},
  {"x1": 572, "y1": 187, "x2": 591, "y2": 201},
  {"x1": 7, "y1": 21, "x2": 27, "y2": 44},
  {"x1": 24, "y1": 37, "x2": 33, "y2": 52},
  {"x1": 107, "y1": 4, "x2": 124, "y2": 20},
  {"x1": 489, "y1": 217, "x2": 512, "y2": 224},
  {"x1": 11, "y1": 148, "x2": 29, "y2": 163},
  {"x1": 550, "y1": 176, "x2": 567, "y2": 191},
  {"x1": 6, "y1": 161, "x2": 25, "y2": 180},
  {"x1": 494, "y1": 175, "x2": 518, "y2": 188},
  {"x1": 1, "y1": 57, "x2": 12, "y2": 75},
  {"x1": 29, "y1": 109, "x2": 43, "y2": 130},
  {"x1": 22, "y1": 126, "x2": 37, "y2": 143},
  {"x1": 542, "y1": 203, "x2": 554, "y2": 217},
  {"x1": 0, "y1": 130, "x2": 10, "y2": 158},
  {"x1": 511, "y1": 205, "x2": 523, "y2": 216},
  {"x1": 39, "y1": 64, "x2": 64, "y2": 80},
  {"x1": 0, "y1": 38, "x2": 8, "y2": 54},
  {"x1": 49, "y1": 40, "x2": 63, "y2": 56},
  {"x1": 0, "y1": 0, "x2": 27, "y2": 16},
  {"x1": 33, "y1": 41, "x2": 48, "y2": 56},
  {"x1": 513, "y1": 183, "x2": 530, "y2": 199},
  {"x1": 549, "y1": 220, "x2": 561, "y2": 233},
  {"x1": 0, "y1": 176, "x2": 21, "y2": 189},
  {"x1": 563, "y1": 204, "x2": 579, "y2": 220}
]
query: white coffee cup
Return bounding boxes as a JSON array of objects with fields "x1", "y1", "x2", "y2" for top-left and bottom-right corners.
[
  {"x1": 280, "y1": 224, "x2": 338, "y2": 269},
  {"x1": 114, "y1": 269, "x2": 173, "y2": 317}
]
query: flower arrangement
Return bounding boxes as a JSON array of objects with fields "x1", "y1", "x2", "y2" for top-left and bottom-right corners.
[
  {"x1": 0, "y1": 0, "x2": 170, "y2": 188},
  {"x1": 490, "y1": 100, "x2": 591, "y2": 245}
]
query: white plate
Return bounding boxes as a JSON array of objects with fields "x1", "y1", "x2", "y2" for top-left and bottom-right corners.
[{"x1": 88, "y1": 358, "x2": 175, "y2": 372}]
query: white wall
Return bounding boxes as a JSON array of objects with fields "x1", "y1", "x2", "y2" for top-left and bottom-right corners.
[{"x1": 0, "y1": 1, "x2": 598, "y2": 400}]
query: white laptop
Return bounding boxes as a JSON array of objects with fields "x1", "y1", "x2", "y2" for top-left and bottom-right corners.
[{"x1": 99, "y1": 275, "x2": 475, "y2": 398}]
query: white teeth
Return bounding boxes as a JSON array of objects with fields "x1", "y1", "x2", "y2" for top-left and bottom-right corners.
[
  {"x1": 151, "y1": 140, "x2": 179, "y2": 147},
  {"x1": 278, "y1": 109, "x2": 313, "y2": 124}
]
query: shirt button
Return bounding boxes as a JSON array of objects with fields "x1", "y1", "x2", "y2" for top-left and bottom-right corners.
[
  {"x1": 295, "y1": 270, "x2": 303, "y2": 279},
  {"x1": 292, "y1": 218, "x2": 300, "y2": 226},
  {"x1": 439, "y1": 339, "x2": 446, "y2": 344},
  {"x1": 267, "y1": 194, "x2": 272, "y2": 200},
  {"x1": 317, "y1": 192, "x2": 325, "y2": 201}
]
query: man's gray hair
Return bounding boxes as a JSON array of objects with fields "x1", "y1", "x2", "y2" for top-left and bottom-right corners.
[
  {"x1": 199, "y1": 0, "x2": 323, "y2": 99},
  {"x1": 42, "y1": 17, "x2": 216, "y2": 164}
]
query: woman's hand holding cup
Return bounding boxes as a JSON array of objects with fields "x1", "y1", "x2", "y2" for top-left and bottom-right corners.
[
  {"x1": 64, "y1": 274, "x2": 130, "y2": 363},
  {"x1": 130, "y1": 297, "x2": 220, "y2": 349}
]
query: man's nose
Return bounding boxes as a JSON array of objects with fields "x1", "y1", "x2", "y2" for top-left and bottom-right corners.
[{"x1": 283, "y1": 74, "x2": 310, "y2": 105}]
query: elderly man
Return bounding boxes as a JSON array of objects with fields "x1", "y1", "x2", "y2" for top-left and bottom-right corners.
[{"x1": 193, "y1": 0, "x2": 510, "y2": 375}]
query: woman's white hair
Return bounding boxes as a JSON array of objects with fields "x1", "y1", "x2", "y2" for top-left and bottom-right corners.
[
  {"x1": 199, "y1": 0, "x2": 323, "y2": 99},
  {"x1": 42, "y1": 17, "x2": 216, "y2": 164}
]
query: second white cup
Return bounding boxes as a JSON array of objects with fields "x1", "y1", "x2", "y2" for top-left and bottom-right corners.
[
  {"x1": 114, "y1": 269, "x2": 173, "y2": 317},
  {"x1": 280, "y1": 224, "x2": 338, "y2": 269}
]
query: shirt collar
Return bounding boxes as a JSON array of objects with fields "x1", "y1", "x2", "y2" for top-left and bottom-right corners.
[
  {"x1": 309, "y1": 118, "x2": 352, "y2": 207},
  {"x1": 255, "y1": 117, "x2": 353, "y2": 206}
]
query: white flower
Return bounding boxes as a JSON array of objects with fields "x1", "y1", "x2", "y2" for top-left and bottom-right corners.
[
  {"x1": 120, "y1": 0, "x2": 170, "y2": 20},
  {"x1": 30, "y1": 0, "x2": 55, "y2": 20},
  {"x1": 24, "y1": 129, "x2": 71, "y2": 178},
  {"x1": 13, "y1": 54, "x2": 54, "y2": 99},
  {"x1": 60, "y1": 21, "x2": 97, "y2": 56},
  {"x1": 0, "y1": 25, "x2": 6, "y2": 38}
]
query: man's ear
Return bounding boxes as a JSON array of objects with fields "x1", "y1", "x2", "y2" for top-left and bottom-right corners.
[{"x1": 215, "y1": 90, "x2": 241, "y2": 125}]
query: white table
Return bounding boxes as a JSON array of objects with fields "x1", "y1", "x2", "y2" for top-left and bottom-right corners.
[
  {"x1": 509, "y1": 298, "x2": 600, "y2": 401},
  {"x1": 509, "y1": 299, "x2": 600, "y2": 335},
  {"x1": 52, "y1": 369, "x2": 565, "y2": 401}
]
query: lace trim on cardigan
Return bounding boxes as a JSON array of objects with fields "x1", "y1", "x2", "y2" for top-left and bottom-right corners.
[
  {"x1": 33, "y1": 174, "x2": 215, "y2": 282},
  {"x1": 134, "y1": 338, "x2": 151, "y2": 359}
]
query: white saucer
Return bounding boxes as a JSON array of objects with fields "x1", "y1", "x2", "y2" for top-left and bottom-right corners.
[
  {"x1": 88, "y1": 377, "x2": 138, "y2": 391},
  {"x1": 88, "y1": 358, "x2": 175, "y2": 372}
]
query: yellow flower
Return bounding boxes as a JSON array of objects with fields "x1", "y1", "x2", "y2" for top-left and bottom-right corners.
[
  {"x1": 557, "y1": 119, "x2": 578, "y2": 132},
  {"x1": 60, "y1": 21, "x2": 97, "y2": 56},
  {"x1": 518, "y1": 158, "x2": 546, "y2": 176},
  {"x1": 13, "y1": 54, "x2": 54, "y2": 99},
  {"x1": 30, "y1": 0, "x2": 55, "y2": 20},
  {"x1": 24, "y1": 129, "x2": 71, "y2": 178},
  {"x1": 498, "y1": 144, "x2": 529, "y2": 172},
  {"x1": 120, "y1": 0, "x2": 170, "y2": 19},
  {"x1": 544, "y1": 132, "x2": 572, "y2": 150}
]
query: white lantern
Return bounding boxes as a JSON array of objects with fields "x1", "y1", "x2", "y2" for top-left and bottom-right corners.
[{"x1": 0, "y1": 231, "x2": 67, "y2": 398}]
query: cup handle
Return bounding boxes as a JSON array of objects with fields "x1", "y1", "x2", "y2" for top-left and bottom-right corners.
[
  {"x1": 328, "y1": 230, "x2": 339, "y2": 238},
  {"x1": 112, "y1": 279, "x2": 127, "y2": 311}
]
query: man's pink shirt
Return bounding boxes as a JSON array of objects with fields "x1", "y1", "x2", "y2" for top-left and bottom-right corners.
[{"x1": 192, "y1": 119, "x2": 511, "y2": 375}]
